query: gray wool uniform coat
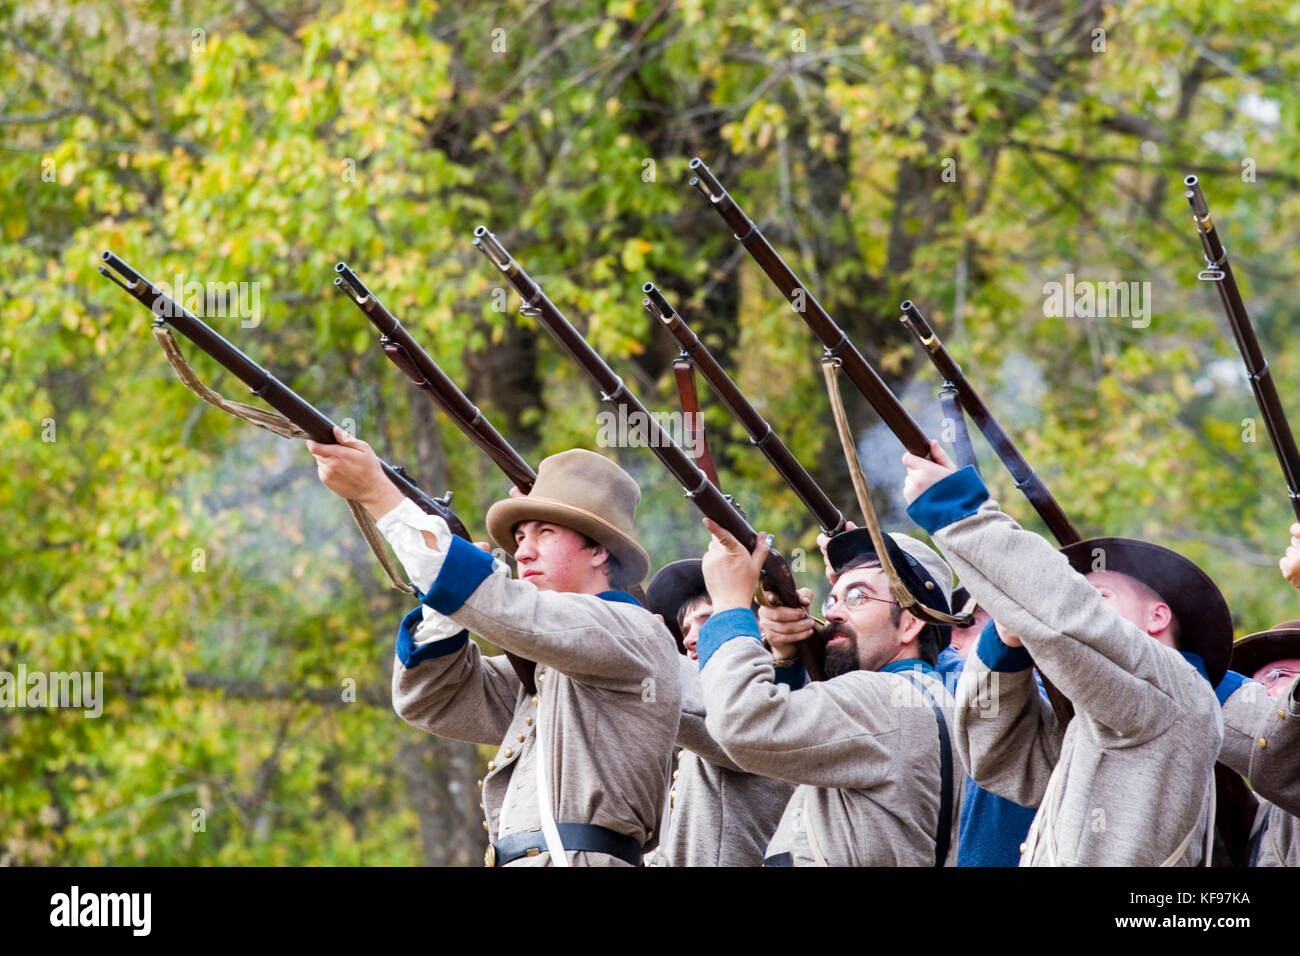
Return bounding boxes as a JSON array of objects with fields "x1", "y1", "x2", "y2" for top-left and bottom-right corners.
[
  {"x1": 909, "y1": 469, "x2": 1222, "y2": 867},
  {"x1": 696, "y1": 608, "x2": 963, "y2": 867},
  {"x1": 388, "y1": 535, "x2": 681, "y2": 867},
  {"x1": 652, "y1": 658, "x2": 794, "y2": 867},
  {"x1": 1221, "y1": 675, "x2": 1300, "y2": 866}
]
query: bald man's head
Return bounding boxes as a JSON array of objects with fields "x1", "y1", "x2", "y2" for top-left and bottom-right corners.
[{"x1": 1083, "y1": 570, "x2": 1183, "y2": 650}]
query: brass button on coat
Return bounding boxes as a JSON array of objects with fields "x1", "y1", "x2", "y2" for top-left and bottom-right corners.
[{"x1": 487, "y1": 760, "x2": 496, "y2": 771}]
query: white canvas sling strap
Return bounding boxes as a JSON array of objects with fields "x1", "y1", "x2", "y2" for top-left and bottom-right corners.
[
  {"x1": 1160, "y1": 773, "x2": 1216, "y2": 867},
  {"x1": 803, "y1": 804, "x2": 830, "y2": 867},
  {"x1": 532, "y1": 688, "x2": 570, "y2": 867}
]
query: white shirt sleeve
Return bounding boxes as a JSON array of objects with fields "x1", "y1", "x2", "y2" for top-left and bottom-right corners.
[{"x1": 375, "y1": 498, "x2": 507, "y2": 646}]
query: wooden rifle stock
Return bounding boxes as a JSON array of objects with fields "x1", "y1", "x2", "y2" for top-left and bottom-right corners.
[
  {"x1": 97, "y1": 252, "x2": 467, "y2": 537},
  {"x1": 899, "y1": 300, "x2": 1082, "y2": 546},
  {"x1": 332, "y1": 262, "x2": 540, "y2": 693},
  {"x1": 671, "y1": 359, "x2": 720, "y2": 488},
  {"x1": 472, "y1": 228, "x2": 826, "y2": 681},
  {"x1": 687, "y1": 158, "x2": 933, "y2": 458},
  {"x1": 644, "y1": 283, "x2": 847, "y2": 537},
  {"x1": 1184, "y1": 175, "x2": 1300, "y2": 520}
]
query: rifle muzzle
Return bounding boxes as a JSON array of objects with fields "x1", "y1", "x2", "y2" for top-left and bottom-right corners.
[
  {"x1": 472, "y1": 226, "x2": 513, "y2": 273},
  {"x1": 99, "y1": 250, "x2": 143, "y2": 289},
  {"x1": 899, "y1": 300, "x2": 936, "y2": 342},
  {"x1": 1184, "y1": 175, "x2": 1210, "y2": 219},
  {"x1": 687, "y1": 157, "x2": 725, "y2": 202},
  {"x1": 642, "y1": 282, "x2": 674, "y2": 323},
  {"x1": 333, "y1": 262, "x2": 371, "y2": 303}
]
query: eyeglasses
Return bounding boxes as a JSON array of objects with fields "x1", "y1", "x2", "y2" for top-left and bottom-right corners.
[
  {"x1": 821, "y1": 585, "x2": 899, "y2": 617},
  {"x1": 1258, "y1": 667, "x2": 1299, "y2": 687}
]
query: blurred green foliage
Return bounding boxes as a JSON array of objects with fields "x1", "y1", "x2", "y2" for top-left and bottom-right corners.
[{"x1": 3, "y1": 0, "x2": 1300, "y2": 863}]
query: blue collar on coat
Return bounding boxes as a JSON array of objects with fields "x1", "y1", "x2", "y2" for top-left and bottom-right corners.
[
  {"x1": 881, "y1": 658, "x2": 938, "y2": 678},
  {"x1": 596, "y1": 589, "x2": 642, "y2": 607},
  {"x1": 1179, "y1": 651, "x2": 1211, "y2": 685}
]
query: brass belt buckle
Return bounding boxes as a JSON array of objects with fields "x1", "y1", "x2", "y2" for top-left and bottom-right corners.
[{"x1": 484, "y1": 844, "x2": 496, "y2": 867}]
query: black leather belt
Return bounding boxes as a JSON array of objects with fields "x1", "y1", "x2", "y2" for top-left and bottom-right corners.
[
  {"x1": 487, "y1": 824, "x2": 642, "y2": 867},
  {"x1": 762, "y1": 852, "x2": 793, "y2": 867}
]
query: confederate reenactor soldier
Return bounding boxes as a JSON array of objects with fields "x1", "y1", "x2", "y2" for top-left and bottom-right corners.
[
  {"x1": 307, "y1": 433, "x2": 680, "y2": 866},
  {"x1": 1220, "y1": 621, "x2": 1300, "y2": 866},
  {"x1": 902, "y1": 444, "x2": 1227, "y2": 866},
  {"x1": 699, "y1": 520, "x2": 963, "y2": 866},
  {"x1": 645, "y1": 559, "x2": 794, "y2": 866}
]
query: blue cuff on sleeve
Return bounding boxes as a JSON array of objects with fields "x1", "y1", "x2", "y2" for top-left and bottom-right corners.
[
  {"x1": 697, "y1": 607, "x2": 762, "y2": 669},
  {"x1": 975, "y1": 617, "x2": 1033, "y2": 673},
  {"x1": 396, "y1": 605, "x2": 470, "y2": 668},
  {"x1": 906, "y1": 466, "x2": 990, "y2": 534},
  {"x1": 421, "y1": 535, "x2": 497, "y2": 616},
  {"x1": 1215, "y1": 669, "x2": 1251, "y2": 707}
]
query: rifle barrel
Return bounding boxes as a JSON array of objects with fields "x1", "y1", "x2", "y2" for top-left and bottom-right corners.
[
  {"x1": 1184, "y1": 176, "x2": 1300, "y2": 519},
  {"x1": 645, "y1": 282, "x2": 846, "y2": 536},
  {"x1": 687, "y1": 158, "x2": 932, "y2": 457},
  {"x1": 473, "y1": 228, "x2": 827, "y2": 680},
  {"x1": 900, "y1": 300, "x2": 1082, "y2": 546},
  {"x1": 98, "y1": 251, "x2": 467, "y2": 537},
  {"x1": 333, "y1": 262, "x2": 538, "y2": 493}
]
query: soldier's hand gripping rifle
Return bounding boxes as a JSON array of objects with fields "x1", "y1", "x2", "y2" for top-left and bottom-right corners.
[
  {"x1": 332, "y1": 262, "x2": 539, "y2": 693},
  {"x1": 97, "y1": 251, "x2": 468, "y2": 536},
  {"x1": 899, "y1": 301, "x2": 1080, "y2": 545},
  {"x1": 472, "y1": 228, "x2": 829, "y2": 681},
  {"x1": 1185, "y1": 175, "x2": 1300, "y2": 520},
  {"x1": 644, "y1": 282, "x2": 847, "y2": 538}
]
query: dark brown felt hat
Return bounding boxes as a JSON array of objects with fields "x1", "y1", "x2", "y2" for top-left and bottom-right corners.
[
  {"x1": 646, "y1": 559, "x2": 707, "y2": 653},
  {"x1": 1059, "y1": 537, "x2": 1232, "y2": 684},
  {"x1": 485, "y1": 449, "x2": 650, "y2": 587},
  {"x1": 1230, "y1": 621, "x2": 1300, "y2": 678}
]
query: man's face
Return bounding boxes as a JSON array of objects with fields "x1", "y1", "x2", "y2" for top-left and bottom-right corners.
[
  {"x1": 1084, "y1": 571, "x2": 1176, "y2": 649},
  {"x1": 821, "y1": 567, "x2": 910, "y2": 677},
  {"x1": 679, "y1": 597, "x2": 713, "y2": 662},
  {"x1": 949, "y1": 608, "x2": 990, "y2": 659},
  {"x1": 513, "y1": 520, "x2": 606, "y2": 593},
  {"x1": 1252, "y1": 659, "x2": 1300, "y2": 700}
]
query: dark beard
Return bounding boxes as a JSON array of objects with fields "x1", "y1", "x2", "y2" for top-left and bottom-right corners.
[{"x1": 822, "y1": 624, "x2": 860, "y2": 678}]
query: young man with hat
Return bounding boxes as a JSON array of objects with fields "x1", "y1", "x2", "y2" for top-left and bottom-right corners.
[
  {"x1": 645, "y1": 559, "x2": 794, "y2": 866},
  {"x1": 307, "y1": 429, "x2": 680, "y2": 867},
  {"x1": 695, "y1": 518, "x2": 964, "y2": 866},
  {"x1": 902, "y1": 443, "x2": 1226, "y2": 866}
]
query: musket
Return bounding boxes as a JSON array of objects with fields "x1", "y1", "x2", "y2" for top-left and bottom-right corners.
[
  {"x1": 473, "y1": 227, "x2": 828, "y2": 681},
  {"x1": 900, "y1": 300, "x2": 1081, "y2": 546},
  {"x1": 97, "y1": 251, "x2": 468, "y2": 536},
  {"x1": 899, "y1": 300, "x2": 1079, "y2": 727},
  {"x1": 644, "y1": 282, "x2": 847, "y2": 537},
  {"x1": 1185, "y1": 175, "x2": 1300, "y2": 520},
  {"x1": 332, "y1": 261, "x2": 539, "y2": 693},
  {"x1": 687, "y1": 157, "x2": 933, "y2": 458},
  {"x1": 332, "y1": 263, "x2": 538, "y2": 492}
]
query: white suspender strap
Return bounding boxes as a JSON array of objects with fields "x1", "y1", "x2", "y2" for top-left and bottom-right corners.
[{"x1": 533, "y1": 688, "x2": 569, "y2": 867}]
